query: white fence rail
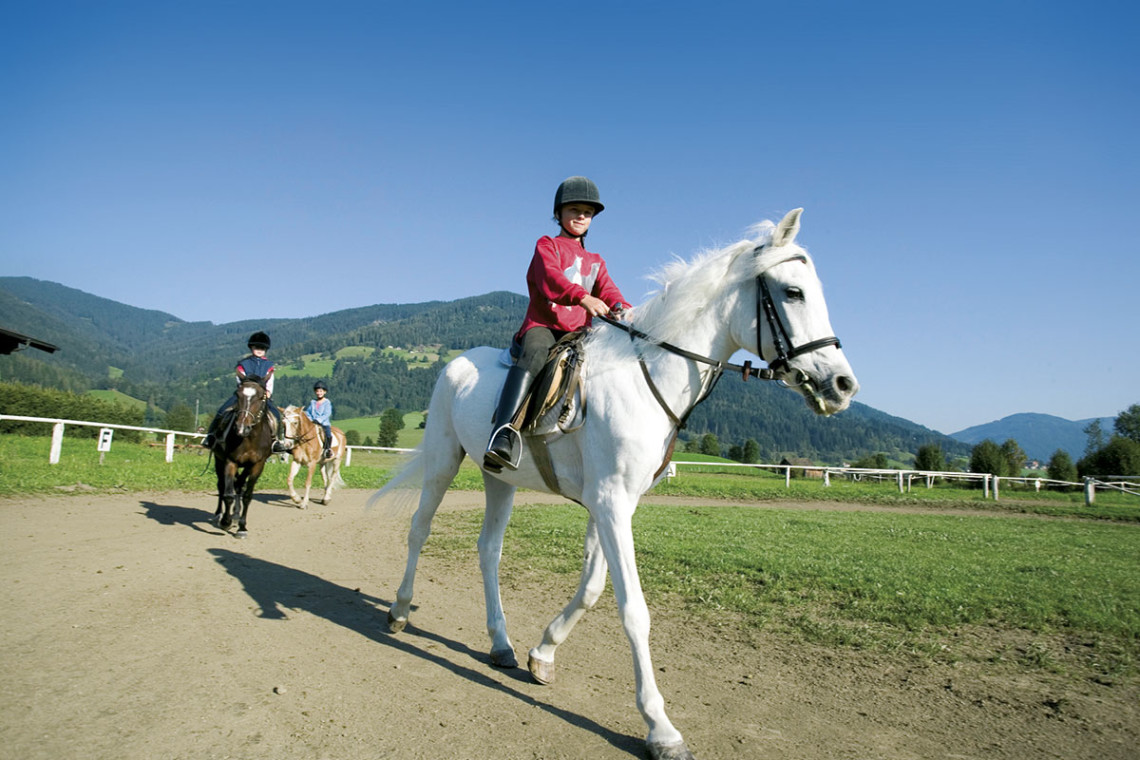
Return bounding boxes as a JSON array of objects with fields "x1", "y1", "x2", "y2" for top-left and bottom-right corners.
[
  {"x1": 0, "y1": 414, "x2": 417, "y2": 466},
  {"x1": 0, "y1": 414, "x2": 203, "y2": 464},
  {"x1": 666, "y1": 460, "x2": 1134, "y2": 505},
  {"x1": 3, "y1": 414, "x2": 1132, "y2": 505}
]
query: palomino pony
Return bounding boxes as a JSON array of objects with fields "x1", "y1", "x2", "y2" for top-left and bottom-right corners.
[
  {"x1": 378, "y1": 209, "x2": 858, "y2": 760},
  {"x1": 280, "y1": 405, "x2": 346, "y2": 509},
  {"x1": 210, "y1": 378, "x2": 276, "y2": 538}
]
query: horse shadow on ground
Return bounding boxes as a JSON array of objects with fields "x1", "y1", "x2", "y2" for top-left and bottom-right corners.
[
  {"x1": 138, "y1": 493, "x2": 305, "y2": 534},
  {"x1": 207, "y1": 548, "x2": 644, "y2": 757},
  {"x1": 139, "y1": 500, "x2": 224, "y2": 534}
]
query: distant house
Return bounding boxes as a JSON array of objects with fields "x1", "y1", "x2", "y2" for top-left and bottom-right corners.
[
  {"x1": 0, "y1": 328, "x2": 58, "y2": 356},
  {"x1": 780, "y1": 457, "x2": 823, "y2": 478}
]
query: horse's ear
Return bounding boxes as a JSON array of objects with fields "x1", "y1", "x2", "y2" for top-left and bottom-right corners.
[{"x1": 771, "y1": 208, "x2": 803, "y2": 248}]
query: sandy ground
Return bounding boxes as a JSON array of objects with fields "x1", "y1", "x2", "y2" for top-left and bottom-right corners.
[{"x1": 1, "y1": 488, "x2": 1136, "y2": 760}]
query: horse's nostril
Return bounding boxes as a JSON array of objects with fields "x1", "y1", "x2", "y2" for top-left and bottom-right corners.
[{"x1": 836, "y1": 375, "x2": 855, "y2": 394}]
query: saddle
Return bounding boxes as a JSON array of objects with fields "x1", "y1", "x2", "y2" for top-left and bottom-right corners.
[
  {"x1": 518, "y1": 331, "x2": 588, "y2": 436},
  {"x1": 496, "y1": 332, "x2": 588, "y2": 494}
]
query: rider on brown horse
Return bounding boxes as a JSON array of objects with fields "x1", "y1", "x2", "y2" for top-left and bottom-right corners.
[{"x1": 202, "y1": 331, "x2": 293, "y2": 453}]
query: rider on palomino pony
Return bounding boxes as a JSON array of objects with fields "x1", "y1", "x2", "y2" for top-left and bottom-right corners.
[
  {"x1": 305, "y1": 380, "x2": 334, "y2": 459},
  {"x1": 201, "y1": 331, "x2": 293, "y2": 453},
  {"x1": 483, "y1": 176, "x2": 630, "y2": 472}
]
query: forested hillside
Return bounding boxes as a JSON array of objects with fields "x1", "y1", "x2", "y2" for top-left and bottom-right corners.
[{"x1": 0, "y1": 276, "x2": 966, "y2": 463}]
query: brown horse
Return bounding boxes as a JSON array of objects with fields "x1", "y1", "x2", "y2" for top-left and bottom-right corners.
[
  {"x1": 281, "y1": 405, "x2": 346, "y2": 509},
  {"x1": 210, "y1": 378, "x2": 275, "y2": 537}
]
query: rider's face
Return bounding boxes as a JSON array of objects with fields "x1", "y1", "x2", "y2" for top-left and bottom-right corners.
[{"x1": 559, "y1": 203, "x2": 595, "y2": 237}]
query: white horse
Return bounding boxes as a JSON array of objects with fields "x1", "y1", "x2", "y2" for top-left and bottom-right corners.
[{"x1": 378, "y1": 209, "x2": 858, "y2": 760}]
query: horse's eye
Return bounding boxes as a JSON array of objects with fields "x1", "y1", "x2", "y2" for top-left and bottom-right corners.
[{"x1": 786, "y1": 287, "x2": 805, "y2": 301}]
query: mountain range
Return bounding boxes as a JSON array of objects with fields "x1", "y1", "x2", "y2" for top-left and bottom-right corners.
[
  {"x1": 949, "y1": 413, "x2": 1113, "y2": 463},
  {"x1": 0, "y1": 275, "x2": 1098, "y2": 466}
]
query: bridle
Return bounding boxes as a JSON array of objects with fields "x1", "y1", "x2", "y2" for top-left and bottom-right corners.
[
  {"x1": 755, "y1": 253, "x2": 842, "y2": 377},
  {"x1": 597, "y1": 247, "x2": 842, "y2": 427},
  {"x1": 234, "y1": 382, "x2": 267, "y2": 433}
]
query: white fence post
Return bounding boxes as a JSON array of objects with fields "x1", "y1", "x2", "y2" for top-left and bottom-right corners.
[
  {"x1": 345, "y1": 447, "x2": 353, "y2": 467},
  {"x1": 823, "y1": 469, "x2": 830, "y2": 487},
  {"x1": 1084, "y1": 477, "x2": 1096, "y2": 505},
  {"x1": 165, "y1": 433, "x2": 176, "y2": 463},
  {"x1": 785, "y1": 466, "x2": 791, "y2": 488},
  {"x1": 993, "y1": 476, "x2": 1000, "y2": 501},
  {"x1": 50, "y1": 422, "x2": 65, "y2": 464},
  {"x1": 897, "y1": 471, "x2": 904, "y2": 493}
]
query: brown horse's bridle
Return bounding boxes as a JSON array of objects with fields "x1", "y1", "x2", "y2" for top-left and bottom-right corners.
[{"x1": 234, "y1": 382, "x2": 267, "y2": 434}]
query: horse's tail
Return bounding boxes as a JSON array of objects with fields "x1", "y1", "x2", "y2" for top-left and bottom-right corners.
[{"x1": 365, "y1": 448, "x2": 424, "y2": 518}]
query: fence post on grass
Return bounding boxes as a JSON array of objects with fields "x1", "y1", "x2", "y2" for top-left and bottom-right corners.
[
  {"x1": 993, "y1": 476, "x2": 1000, "y2": 501},
  {"x1": 1084, "y1": 477, "x2": 1096, "y2": 505},
  {"x1": 785, "y1": 466, "x2": 791, "y2": 488},
  {"x1": 345, "y1": 447, "x2": 353, "y2": 467},
  {"x1": 49, "y1": 422, "x2": 65, "y2": 464},
  {"x1": 165, "y1": 433, "x2": 176, "y2": 463},
  {"x1": 897, "y1": 471, "x2": 904, "y2": 493},
  {"x1": 983, "y1": 474, "x2": 991, "y2": 499},
  {"x1": 823, "y1": 468, "x2": 830, "y2": 487}
]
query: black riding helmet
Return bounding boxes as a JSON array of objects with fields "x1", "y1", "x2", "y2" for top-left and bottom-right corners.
[
  {"x1": 313, "y1": 380, "x2": 328, "y2": 391},
  {"x1": 248, "y1": 331, "x2": 271, "y2": 350},
  {"x1": 553, "y1": 176, "x2": 604, "y2": 216}
]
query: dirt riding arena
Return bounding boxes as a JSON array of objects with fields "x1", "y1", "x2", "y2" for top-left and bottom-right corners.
[{"x1": 1, "y1": 489, "x2": 1136, "y2": 760}]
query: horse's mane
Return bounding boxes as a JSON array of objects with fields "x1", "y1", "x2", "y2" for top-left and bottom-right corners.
[{"x1": 628, "y1": 220, "x2": 810, "y2": 341}]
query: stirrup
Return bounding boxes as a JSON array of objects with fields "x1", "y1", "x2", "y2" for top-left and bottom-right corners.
[
  {"x1": 483, "y1": 425, "x2": 521, "y2": 471},
  {"x1": 272, "y1": 440, "x2": 294, "y2": 453}
]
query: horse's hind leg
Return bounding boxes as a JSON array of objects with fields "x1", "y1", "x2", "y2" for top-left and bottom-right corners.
[
  {"x1": 528, "y1": 515, "x2": 608, "y2": 684},
  {"x1": 479, "y1": 474, "x2": 518, "y2": 668},
  {"x1": 387, "y1": 438, "x2": 464, "y2": 634}
]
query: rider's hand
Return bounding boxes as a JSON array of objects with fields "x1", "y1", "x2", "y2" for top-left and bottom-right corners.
[{"x1": 580, "y1": 294, "x2": 610, "y2": 317}]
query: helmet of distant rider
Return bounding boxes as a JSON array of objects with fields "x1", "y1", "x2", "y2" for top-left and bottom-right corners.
[
  {"x1": 313, "y1": 380, "x2": 328, "y2": 391},
  {"x1": 553, "y1": 176, "x2": 604, "y2": 216},
  {"x1": 247, "y1": 331, "x2": 271, "y2": 350}
]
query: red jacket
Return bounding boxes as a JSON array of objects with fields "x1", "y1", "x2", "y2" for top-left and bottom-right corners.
[{"x1": 515, "y1": 235, "x2": 630, "y2": 341}]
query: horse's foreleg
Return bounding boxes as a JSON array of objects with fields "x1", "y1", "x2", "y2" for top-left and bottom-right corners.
[
  {"x1": 287, "y1": 459, "x2": 303, "y2": 505},
  {"x1": 235, "y1": 462, "x2": 265, "y2": 538},
  {"x1": 595, "y1": 508, "x2": 691, "y2": 760},
  {"x1": 219, "y1": 462, "x2": 238, "y2": 529},
  {"x1": 479, "y1": 474, "x2": 517, "y2": 668},
  {"x1": 301, "y1": 462, "x2": 316, "y2": 509},
  {"x1": 528, "y1": 515, "x2": 607, "y2": 684},
  {"x1": 388, "y1": 442, "x2": 464, "y2": 634}
]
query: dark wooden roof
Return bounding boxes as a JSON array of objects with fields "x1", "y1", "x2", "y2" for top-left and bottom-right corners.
[{"x1": 0, "y1": 328, "x2": 58, "y2": 355}]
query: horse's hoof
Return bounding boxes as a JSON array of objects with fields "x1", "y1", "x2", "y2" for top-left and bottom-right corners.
[
  {"x1": 527, "y1": 652, "x2": 555, "y2": 685},
  {"x1": 387, "y1": 610, "x2": 407, "y2": 634},
  {"x1": 235, "y1": 530, "x2": 248, "y2": 539},
  {"x1": 490, "y1": 648, "x2": 517, "y2": 669},
  {"x1": 648, "y1": 740, "x2": 695, "y2": 760}
]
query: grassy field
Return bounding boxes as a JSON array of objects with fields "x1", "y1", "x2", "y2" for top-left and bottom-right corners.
[
  {"x1": 2, "y1": 432, "x2": 1137, "y2": 677},
  {"x1": 425, "y1": 501, "x2": 1139, "y2": 675},
  {"x1": 333, "y1": 412, "x2": 426, "y2": 448},
  {"x1": 86, "y1": 388, "x2": 148, "y2": 410}
]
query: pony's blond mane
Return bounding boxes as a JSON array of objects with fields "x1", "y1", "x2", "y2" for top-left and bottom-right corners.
[{"x1": 628, "y1": 220, "x2": 812, "y2": 341}]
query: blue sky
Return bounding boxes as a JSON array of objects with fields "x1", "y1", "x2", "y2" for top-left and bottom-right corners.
[{"x1": 2, "y1": 1, "x2": 1137, "y2": 435}]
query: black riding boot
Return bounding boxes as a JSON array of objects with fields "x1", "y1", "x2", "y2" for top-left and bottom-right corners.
[
  {"x1": 483, "y1": 365, "x2": 534, "y2": 472},
  {"x1": 201, "y1": 416, "x2": 219, "y2": 449},
  {"x1": 269, "y1": 404, "x2": 293, "y2": 453}
]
